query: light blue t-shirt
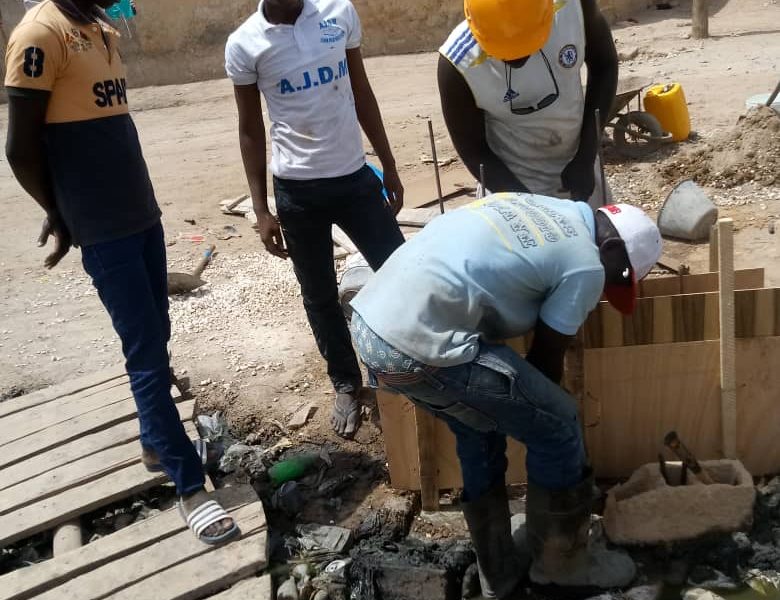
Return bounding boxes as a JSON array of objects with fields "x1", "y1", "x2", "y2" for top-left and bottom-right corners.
[{"x1": 350, "y1": 193, "x2": 605, "y2": 367}]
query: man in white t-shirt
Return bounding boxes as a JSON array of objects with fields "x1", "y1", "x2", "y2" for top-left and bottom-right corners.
[
  {"x1": 226, "y1": 0, "x2": 405, "y2": 438},
  {"x1": 350, "y1": 196, "x2": 662, "y2": 595}
]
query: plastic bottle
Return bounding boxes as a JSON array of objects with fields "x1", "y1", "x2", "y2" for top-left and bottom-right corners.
[{"x1": 268, "y1": 453, "x2": 319, "y2": 486}]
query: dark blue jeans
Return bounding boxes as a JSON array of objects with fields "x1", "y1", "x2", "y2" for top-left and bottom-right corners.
[
  {"x1": 81, "y1": 222, "x2": 204, "y2": 496},
  {"x1": 274, "y1": 164, "x2": 405, "y2": 394},
  {"x1": 375, "y1": 343, "x2": 587, "y2": 502}
]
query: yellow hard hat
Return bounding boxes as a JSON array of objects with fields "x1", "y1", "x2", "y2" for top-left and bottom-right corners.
[{"x1": 464, "y1": 0, "x2": 555, "y2": 61}]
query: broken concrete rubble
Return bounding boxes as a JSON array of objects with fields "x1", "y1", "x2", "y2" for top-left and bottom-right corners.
[{"x1": 604, "y1": 460, "x2": 756, "y2": 544}]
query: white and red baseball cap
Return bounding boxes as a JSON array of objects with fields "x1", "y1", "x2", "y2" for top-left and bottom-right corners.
[{"x1": 598, "y1": 204, "x2": 663, "y2": 315}]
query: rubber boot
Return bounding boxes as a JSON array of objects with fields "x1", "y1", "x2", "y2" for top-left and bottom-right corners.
[
  {"x1": 526, "y1": 471, "x2": 636, "y2": 590},
  {"x1": 462, "y1": 484, "x2": 525, "y2": 600}
]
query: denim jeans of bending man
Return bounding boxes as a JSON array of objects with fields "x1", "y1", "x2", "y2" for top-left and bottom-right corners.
[
  {"x1": 351, "y1": 314, "x2": 587, "y2": 500},
  {"x1": 274, "y1": 164, "x2": 405, "y2": 395},
  {"x1": 81, "y1": 222, "x2": 205, "y2": 496}
]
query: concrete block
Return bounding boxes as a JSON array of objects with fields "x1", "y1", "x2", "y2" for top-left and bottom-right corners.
[
  {"x1": 373, "y1": 563, "x2": 458, "y2": 600},
  {"x1": 604, "y1": 460, "x2": 756, "y2": 544}
]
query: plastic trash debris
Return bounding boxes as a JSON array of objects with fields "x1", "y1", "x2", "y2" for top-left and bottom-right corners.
[
  {"x1": 296, "y1": 524, "x2": 353, "y2": 554},
  {"x1": 196, "y1": 411, "x2": 233, "y2": 444},
  {"x1": 272, "y1": 481, "x2": 306, "y2": 517},
  {"x1": 269, "y1": 453, "x2": 320, "y2": 487},
  {"x1": 277, "y1": 577, "x2": 300, "y2": 600}
]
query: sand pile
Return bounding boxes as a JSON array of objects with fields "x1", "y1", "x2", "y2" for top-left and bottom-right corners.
[{"x1": 661, "y1": 106, "x2": 780, "y2": 188}]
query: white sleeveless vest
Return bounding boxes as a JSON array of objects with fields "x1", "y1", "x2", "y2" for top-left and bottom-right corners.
[{"x1": 440, "y1": 0, "x2": 591, "y2": 199}]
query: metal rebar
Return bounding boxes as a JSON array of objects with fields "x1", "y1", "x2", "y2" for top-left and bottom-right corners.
[{"x1": 427, "y1": 120, "x2": 445, "y2": 215}]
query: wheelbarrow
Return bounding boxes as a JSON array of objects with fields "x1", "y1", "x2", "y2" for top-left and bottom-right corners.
[{"x1": 605, "y1": 77, "x2": 673, "y2": 159}]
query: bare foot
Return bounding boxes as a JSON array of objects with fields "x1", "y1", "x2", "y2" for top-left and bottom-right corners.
[{"x1": 331, "y1": 391, "x2": 361, "y2": 439}]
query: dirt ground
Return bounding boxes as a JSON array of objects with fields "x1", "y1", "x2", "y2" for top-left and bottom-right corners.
[{"x1": 1, "y1": 0, "x2": 779, "y2": 528}]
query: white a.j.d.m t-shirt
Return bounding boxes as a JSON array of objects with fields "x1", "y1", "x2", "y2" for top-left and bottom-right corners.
[{"x1": 225, "y1": 0, "x2": 366, "y2": 180}]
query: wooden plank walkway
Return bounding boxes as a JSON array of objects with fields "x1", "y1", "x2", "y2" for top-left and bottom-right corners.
[{"x1": 0, "y1": 366, "x2": 270, "y2": 600}]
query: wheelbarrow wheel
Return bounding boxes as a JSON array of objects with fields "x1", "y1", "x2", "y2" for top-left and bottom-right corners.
[{"x1": 614, "y1": 111, "x2": 665, "y2": 159}]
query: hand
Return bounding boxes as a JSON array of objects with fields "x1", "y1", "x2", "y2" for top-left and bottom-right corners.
[
  {"x1": 37, "y1": 215, "x2": 71, "y2": 269},
  {"x1": 253, "y1": 211, "x2": 288, "y2": 259},
  {"x1": 382, "y1": 166, "x2": 404, "y2": 216},
  {"x1": 561, "y1": 154, "x2": 596, "y2": 202}
]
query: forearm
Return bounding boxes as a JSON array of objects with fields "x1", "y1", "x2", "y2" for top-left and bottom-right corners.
[
  {"x1": 238, "y1": 129, "x2": 270, "y2": 215},
  {"x1": 525, "y1": 347, "x2": 564, "y2": 385},
  {"x1": 459, "y1": 145, "x2": 529, "y2": 194},
  {"x1": 354, "y1": 90, "x2": 396, "y2": 170},
  {"x1": 6, "y1": 149, "x2": 59, "y2": 217}
]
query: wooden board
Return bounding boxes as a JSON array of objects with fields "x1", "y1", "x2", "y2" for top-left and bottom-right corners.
[
  {"x1": 583, "y1": 337, "x2": 780, "y2": 478},
  {"x1": 36, "y1": 504, "x2": 266, "y2": 600},
  {"x1": 0, "y1": 399, "x2": 194, "y2": 492},
  {"x1": 1, "y1": 383, "x2": 134, "y2": 445},
  {"x1": 638, "y1": 268, "x2": 764, "y2": 298},
  {"x1": 0, "y1": 423, "x2": 197, "y2": 516},
  {"x1": 0, "y1": 366, "x2": 127, "y2": 419},
  {"x1": 208, "y1": 575, "x2": 272, "y2": 599},
  {"x1": 0, "y1": 387, "x2": 185, "y2": 470},
  {"x1": 0, "y1": 486, "x2": 258, "y2": 600},
  {"x1": 378, "y1": 391, "x2": 526, "y2": 492},
  {"x1": 0, "y1": 462, "x2": 173, "y2": 546},
  {"x1": 583, "y1": 287, "x2": 780, "y2": 349},
  {"x1": 109, "y1": 529, "x2": 268, "y2": 600}
]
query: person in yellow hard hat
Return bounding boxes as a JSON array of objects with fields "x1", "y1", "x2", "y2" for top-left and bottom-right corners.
[{"x1": 438, "y1": 0, "x2": 618, "y2": 206}]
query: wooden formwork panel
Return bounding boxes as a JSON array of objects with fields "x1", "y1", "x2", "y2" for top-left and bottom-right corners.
[
  {"x1": 584, "y1": 337, "x2": 780, "y2": 478},
  {"x1": 377, "y1": 269, "x2": 780, "y2": 499}
]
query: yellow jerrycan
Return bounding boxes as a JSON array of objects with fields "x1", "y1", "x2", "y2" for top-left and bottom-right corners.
[{"x1": 644, "y1": 83, "x2": 691, "y2": 142}]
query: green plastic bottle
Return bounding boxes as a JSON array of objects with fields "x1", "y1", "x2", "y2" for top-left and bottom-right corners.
[{"x1": 268, "y1": 453, "x2": 319, "y2": 487}]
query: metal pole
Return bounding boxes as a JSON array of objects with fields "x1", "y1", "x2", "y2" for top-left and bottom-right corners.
[
  {"x1": 692, "y1": 0, "x2": 709, "y2": 39},
  {"x1": 479, "y1": 163, "x2": 486, "y2": 199},
  {"x1": 766, "y1": 79, "x2": 780, "y2": 108},
  {"x1": 595, "y1": 108, "x2": 608, "y2": 207},
  {"x1": 427, "y1": 120, "x2": 445, "y2": 215}
]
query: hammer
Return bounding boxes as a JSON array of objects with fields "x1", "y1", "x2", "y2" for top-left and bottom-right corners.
[
  {"x1": 664, "y1": 431, "x2": 714, "y2": 484},
  {"x1": 167, "y1": 245, "x2": 216, "y2": 296}
]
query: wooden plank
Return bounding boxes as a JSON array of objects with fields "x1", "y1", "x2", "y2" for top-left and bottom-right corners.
[
  {"x1": 584, "y1": 342, "x2": 722, "y2": 478},
  {"x1": 0, "y1": 423, "x2": 197, "y2": 516},
  {"x1": 36, "y1": 503, "x2": 267, "y2": 600},
  {"x1": 0, "y1": 367, "x2": 127, "y2": 418},
  {"x1": 601, "y1": 305, "x2": 624, "y2": 347},
  {"x1": 0, "y1": 462, "x2": 174, "y2": 547},
  {"x1": 652, "y1": 295, "x2": 674, "y2": 344},
  {"x1": 0, "y1": 399, "x2": 193, "y2": 491},
  {"x1": 638, "y1": 269, "x2": 764, "y2": 298},
  {"x1": 736, "y1": 337, "x2": 780, "y2": 474},
  {"x1": 396, "y1": 207, "x2": 441, "y2": 227},
  {"x1": 709, "y1": 223, "x2": 719, "y2": 271},
  {"x1": 415, "y1": 407, "x2": 439, "y2": 510},
  {"x1": 0, "y1": 382, "x2": 134, "y2": 445},
  {"x1": 109, "y1": 530, "x2": 268, "y2": 600},
  {"x1": 718, "y1": 218, "x2": 737, "y2": 459},
  {"x1": 207, "y1": 575, "x2": 272, "y2": 600},
  {"x1": 376, "y1": 391, "x2": 420, "y2": 490},
  {"x1": 753, "y1": 288, "x2": 776, "y2": 337},
  {"x1": 0, "y1": 486, "x2": 257, "y2": 600},
  {"x1": 0, "y1": 388, "x2": 185, "y2": 470},
  {"x1": 585, "y1": 287, "x2": 780, "y2": 349}
]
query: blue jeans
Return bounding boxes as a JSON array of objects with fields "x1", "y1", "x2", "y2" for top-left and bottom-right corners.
[
  {"x1": 81, "y1": 222, "x2": 204, "y2": 496},
  {"x1": 274, "y1": 164, "x2": 405, "y2": 394},
  {"x1": 353, "y1": 317, "x2": 586, "y2": 501}
]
